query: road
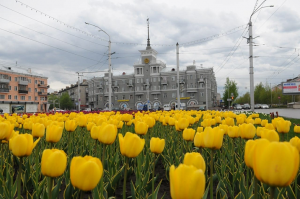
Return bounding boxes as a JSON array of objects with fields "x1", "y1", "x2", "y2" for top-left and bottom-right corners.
[{"x1": 248, "y1": 108, "x2": 300, "y2": 119}]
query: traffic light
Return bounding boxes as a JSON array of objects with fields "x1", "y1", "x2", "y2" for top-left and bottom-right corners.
[{"x1": 231, "y1": 96, "x2": 234, "y2": 100}]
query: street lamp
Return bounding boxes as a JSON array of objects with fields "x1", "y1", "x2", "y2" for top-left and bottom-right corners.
[
  {"x1": 85, "y1": 22, "x2": 112, "y2": 111},
  {"x1": 248, "y1": 1, "x2": 273, "y2": 112}
]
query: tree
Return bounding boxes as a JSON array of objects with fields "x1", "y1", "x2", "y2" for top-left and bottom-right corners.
[
  {"x1": 48, "y1": 94, "x2": 60, "y2": 109},
  {"x1": 236, "y1": 92, "x2": 250, "y2": 104},
  {"x1": 254, "y1": 82, "x2": 266, "y2": 104},
  {"x1": 223, "y1": 77, "x2": 239, "y2": 106},
  {"x1": 60, "y1": 93, "x2": 74, "y2": 110}
]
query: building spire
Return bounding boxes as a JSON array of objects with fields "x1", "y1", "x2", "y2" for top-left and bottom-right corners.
[{"x1": 146, "y1": 18, "x2": 151, "y2": 50}]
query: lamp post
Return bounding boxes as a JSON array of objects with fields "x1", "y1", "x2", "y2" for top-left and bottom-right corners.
[
  {"x1": 85, "y1": 22, "x2": 112, "y2": 111},
  {"x1": 176, "y1": 43, "x2": 180, "y2": 110},
  {"x1": 248, "y1": 1, "x2": 274, "y2": 111}
]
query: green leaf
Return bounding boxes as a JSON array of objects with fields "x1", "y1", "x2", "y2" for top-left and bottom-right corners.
[
  {"x1": 148, "y1": 180, "x2": 162, "y2": 199},
  {"x1": 52, "y1": 177, "x2": 62, "y2": 199},
  {"x1": 130, "y1": 180, "x2": 137, "y2": 199},
  {"x1": 64, "y1": 183, "x2": 74, "y2": 199},
  {"x1": 286, "y1": 185, "x2": 296, "y2": 198}
]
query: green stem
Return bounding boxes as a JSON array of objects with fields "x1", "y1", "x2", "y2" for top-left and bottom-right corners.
[
  {"x1": 123, "y1": 157, "x2": 129, "y2": 199},
  {"x1": 210, "y1": 149, "x2": 214, "y2": 199},
  {"x1": 246, "y1": 167, "x2": 249, "y2": 198},
  {"x1": 269, "y1": 186, "x2": 275, "y2": 199},
  {"x1": 35, "y1": 142, "x2": 39, "y2": 185},
  {"x1": 254, "y1": 176, "x2": 258, "y2": 199},
  {"x1": 79, "y1": 190, "x2": 84, "y2": 199},
  {"x1": 152, "y1": 154, "x2": 156, "y2": 198},
  {"x1": 100, "y1": 144, "x2": 106, "y2": 198},
  {"x1": 47, "y1": 177, "x2": 53, "y2": 199},
  {"x1": 17, "y1": 157, "x2": 23, "y2": 199},
  {"x1": 295, "y1": 172, "x2": 298, "y2": 199}
]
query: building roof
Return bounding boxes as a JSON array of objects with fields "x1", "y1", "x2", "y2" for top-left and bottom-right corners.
[{"x1": 0, "y1": 65, "x2": 47, "y2": 78}]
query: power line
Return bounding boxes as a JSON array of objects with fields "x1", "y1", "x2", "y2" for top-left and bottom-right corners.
[
  {"x1": 0, "y1": 3, "x2": 107, "y2": 47},
  {"x1": 0, "y1": 27, "x2": 106, "y2": 62},
  {"x1": 0, "y1": 16, "x2": 103, "y2": 55}
]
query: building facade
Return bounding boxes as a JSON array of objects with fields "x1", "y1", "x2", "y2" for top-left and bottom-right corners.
[
  {"x1": 88, "y1": 44, "x2": 217, "y2": 110},
  {"x1": 0, "y1": 66, "x2": 48, "y2": 113},
  {"x1": 57, "y1": 80, "x2": 89, "y2": 110}
]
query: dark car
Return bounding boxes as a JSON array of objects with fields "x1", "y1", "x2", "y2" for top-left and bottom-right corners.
[{"x1": 0, "y1": 108, "x2": 3, "y2": 113}]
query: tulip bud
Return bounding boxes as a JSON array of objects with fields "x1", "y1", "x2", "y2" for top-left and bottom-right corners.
[
  {"x1": 135, "y1": 121, "x2": 149, "y2": 135},
  {"x1": 290, "y1": 136, "x2": 300, "y2": 153},
  {"x1": 197, "y1": 127, "x2": 203, "y2": 133},
  {"x1": 183, "y1": 152, "x2": 206, "y2": 171},
  {"x1": 41, "y1": 149, "x2": 67, "y2": 177},
  {"x1": 0, "y1": 122, "x2": 10, "y2": 140},
  {"x1": 261, "y1": 130, "x2": 279, "y2": 142},
  {"x1": 194, "y1": 132, "x2": 204, "y2": 148},
  {"x1": 276, "y1": 120, "x2": 291, "y2": 133},
  {"x1": 46, "y1": 124, "x2": 63, "y2": 143},
  {"x1": 32, "y1": 123, "x2": 45, "y2": 138},
  {"x1": 90, "y1": 125, "x2": 100, "y2": 140},
  {"x1": 253, "y1": 139, "x2": 299, "y2": 187},
  {"x1": 9, "y1": 134, "x2": 40, "y2": 157},
  {"x1": 118, "y1": 132, "x2": 145, "y2": 158},
  {"x1": 150, "y1": 137, "x2": 165, "y2": 154},
  {"x1": 294, "y1": 126, "x2": 300, "y2": 133},
  {"x1": 239, "y1": 123, "x2": 256, "y2": 139},
  {"x1": 65, "y1": 120, "x2": 77, "y2": 132},
  {"x1": 170, "y1": 164, "x2": 205, "y2": 199},
  {"x1": 261, "y1": 120, "x2": 268, "y2": 127},
  {"x1": 177, "y1": 118, "x2": 189, "y2": 130},
  {"x1": 183, "y1": 128, "x2": 196, "y2": 141},
  {"x1": 87, "y1": 122, "x2": 95, "y2": 132},
  {"x1": 98, "y1": 124, "x2": 117, "y2": 145},
  {"x1": 201, "y1": 127, "x2": 224, "y2": 149},
  {"x1": 71, "y1": 156, "x2": 103, "y2": 191}
]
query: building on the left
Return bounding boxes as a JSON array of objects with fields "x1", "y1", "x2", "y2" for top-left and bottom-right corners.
[{"x1": 0, "y1": 66, "x2": 49, "y2": 113}]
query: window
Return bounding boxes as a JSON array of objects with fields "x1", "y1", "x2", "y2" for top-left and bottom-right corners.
[
  {"x1": 35, "y1": 80, "x2": 38, "y2": 84},
  {"x1": 172, "y1": 93, "x2": 176, "y2": 98},
  {"x1": 28, "y1": 96, "x2": 31, "y2": 100},
  {"x1": 14, "y1": 96, "x2": 18, "y2": 100},
  {"x1": 115, "y1": 96, "x2": 118, "y2": 100},
  {"x1": 152, "y1": 77, "x2": 156, "y2": 82},
  {"x1": 153, "y1": 85, "x2": 156, "y2": 90},
  {"x1": 129, "y1": 79, "x2": 132, "y2": 84},
  {"x1": 40, "y1": 80, "x2": 44, "y2": 85},
  {"x1": 136, "y1": 68, "x2": 143, "y2": 75},
  {"x1": 137, "y1": 96, "x2": 141, "y2": 100},
  {"x1": 190, "y1": 83, "x2": 193, "y2": 88},
  {"x1": 122, "y1": 87, "x2": 125, "y2": 92},
  {"x1": 189, "y1": 75, "x2": 193, "y2": 80},
  {"x1": 15, "y1": 77, "x2": 17, "y2": 81},
  {"x1": 172, "y1": 84, "x2": 176, "y2": 89},
  {"x1": 201, "y1": 92, "x2": 204, "y2": 97},
  {"x1": 137, "y1": 79, "x2": 140, "y2": 83},
  {"x1": 28, "y1": 79, "x2": 31, "y2": 83},
  {"x1": 130, "y1": 95, "x2": 133, "y2": 99},
  {"x1": 35, "y1": 97, "x2": 37, "y2": 100},
  {"x1": 140, "y1": 78, "x2": 143, "y2": 83},
  {"x1": 0, "y1": 95, "x2": 4, "y2": 99},
  {"x1": 153, "y1": 67, "x2": 156, "y2": 73},
  {"x1": 190, "y1": 93, "x2": 195, "y2": 98},
  {"x1": 8, "y1": 95, "x2": 11, "y2": 99},
  {"x1": 163, "y1": 85, "x2": 167, "y2": 90},
  {"x1": 99, "y1": 96, "x2": 102, "y2": 101},
  {"x1": 122, "y1": 95, "x2": 125, "y2": 100},
  {"x1": 21, "y1": 96, "x2": 25, "y2": 100},
  {"x1": 163, "y1": 93, "x2": 167, "y2": 98},
  {"x1": 9, "y1": 86, "x2": 11, "y2": 90},
  {"x1": 14, "y1": 86, "x2": 17, "y2": 91},
  {"x1": 181, "y1": 93, "x2": 184, "y2": 97},
  {"x1": 28, "y1": 88, "x2": 31, "y2": 92},
  {"x1": 41, "y1": 89, "x2": 44, "y2": 92},
  {"x1": 172, "y1": 76, "x2": 176, "y2": 81}
]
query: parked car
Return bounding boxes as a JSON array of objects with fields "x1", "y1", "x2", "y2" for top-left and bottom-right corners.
[
  {"x1": 52, "y1": 108, "x2": 64, "y2": 112},
  {"x1": 0, "y1": 108, "x2": 3, "y2": 113},
  {"x1": 254, "y1": 104, "x2": 261, "y2": 109},
  {"x1": 199, "y1": 105, "x2": 206, "y2": 111},
  {"x1": 234, "y1": 104, "x2": 242, "y2": 110},
  {"x1": 243, "y1": 104, "x2": 251, "y2": 109},
  {"x1": 260, "y1": 104, "x2": 269, "y2": 109}
]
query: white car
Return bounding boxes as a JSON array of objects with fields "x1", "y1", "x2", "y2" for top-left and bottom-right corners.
[
  {"x1": 260, "y1": 104, "x2": 269, "y2": 109},
  {"x1": 52, "y1": 108, "x2": 64, "y2": 112}
]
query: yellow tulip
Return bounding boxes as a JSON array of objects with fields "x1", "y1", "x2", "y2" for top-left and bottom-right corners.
[
  {"x1": 65, "y1": 120, "x2": 77, "y2": 132},
  {"x1": 228, "y1": 126, "x2": 240, "y2": 138},
  {"x1": 215, "y1": 116, "x2": 222, "y2": 124},
  {"x1": 90, "y1": 125, "x2": 100, "y2": 140},
  {"x1": 265, "y1": 123, "x2": 275, "y2": 130},
  {"x1": 256, "y1": 127, "x2": 264, "y2": 137},
  {"x1": 225, "y1": 117, "x2": 234, "y2": 126},
  {"x1": 46, "y1": 124, "x2": 63, "y2": 143},
  {"x1": 261, "y1": 120, "x2": 268, "y2": 127},
  {"x1": 32, "y1": 123, "x2": 45, "y2": 138},
  {"x1": 236, "y1": 116, "x2": 245, "y2": 125},
  {"x1": 239, "y1": 123, "x2": 256, "y2": 139},
  {"x1": 0, "y1": 122, "x2": 10, "y2": 140},
  {"x1": 71, "y1": 156, "x2": 103, "y2": 191},
  {"x1": 144, "y1": 117, "x2": 156, "y2": 128},
  {"x1": 135, "y1": 121, "x2": 148, "y2": 135},
  {"x1": 201, "y1": 127, "x2": 224, "y2": 149},
  {"x1": 197, "y1": 127, "x2": 203, "y2": 133},
  {"x1": 168, "y1": 117, "x2": 175, "y2": 126},
  {"x1": 254, "y1": 118, "x2": 261, "y2": 125},
  {"x1": 244, "y1": 139, "x2": 260, "y2": 169},
  {"x1": 294, "y1": 126, "x2": 300, "y2": 133},
  {"x1": 41, "y1": 149, "x2": 67, "y2": 177},
  {"x1": 9, "y1": 134, "x2": 40, "y2": 157},
  {"x1": 150, "y1": 137, "x2": 165, "y2": 154},
  {"x1": 194, "y1": 132, "x2": 204, "y2": 148},
  {"x1": 183, "y1": 152, "x2": 206, "y2": 171},
  {"x1": 118, "y1": 132, "x2": 145, "y2": 158},
  {"x1": 290, "y1": 136, "x2": 300, "y2": 153},
  {"x1": 98, "y1": 124, "x2": 117, "y2": 145},
  {"x1": 117, "y1": 121, "x2": 124, "y2": 129},
  {"x1": 126, "y1": 120, "x2": 133, "y2": 126},
  {"x1": 253, "y1": 139, "x2": 299, "y2": 187},
  {"x1": 122, "y1": 114, "x2": 133, "y2": 122},
  {"x1": 87, "y1": 122, "x2": 95, "y2": 132},
  {"x1": 183, "y1": 128, "x2": 196, "y2": 141},
  {"x1": 170, "y1": 164, "x2": 205, "y2": 199},
  {"x1": 77, "y1": 115, "x2": 88, "y2": 127},
  {"x1": 261, "y1": 130, "x2": 279, "y2": 142},
  {"x1": 23, "y1": 121, "x2": 33, "y2": 130},
  {"x1": 177, "y1": 118, "x2": 189, "y2": 130},
  {"x1": 219, "y1": 124, "x2": 228, "y2": 135},
  {"x1": 276, "y1": 120, "x2": 291, "y2": 133}
]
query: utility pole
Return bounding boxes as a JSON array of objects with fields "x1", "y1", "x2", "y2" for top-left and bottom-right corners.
[
  {"x1": 270, "y1": 83, "x2": 272, "y2": 108},
  {"x1": 176, "y1": 43, "x2": 180, "y2": 110},
  {"x1": 206, "y1": 78, "x2": 208, "y2": 110},
  {"x1": 77, "y1": 72, "x2": 83, "y2": 111}
]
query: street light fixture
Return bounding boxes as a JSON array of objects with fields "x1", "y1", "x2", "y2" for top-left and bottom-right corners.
[
  {"x1": 248, "y1": 1, "x2": 273, "y2": 112},
  {"x1": 85, "y1": 22, "x2": 112, "y2": 111}
]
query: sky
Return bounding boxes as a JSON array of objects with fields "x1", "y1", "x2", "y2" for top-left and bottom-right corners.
[{"x1": 0, "y1": 0, "x2": 299, "y2": 98}]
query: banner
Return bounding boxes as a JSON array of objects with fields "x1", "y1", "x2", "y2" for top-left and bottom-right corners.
[{"x1": 282, "y1": 82, "x2": 300, "y2": 94}]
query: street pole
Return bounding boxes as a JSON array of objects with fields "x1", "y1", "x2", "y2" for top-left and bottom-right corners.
[
  {"x1": 249, "y1": 20, "x2": 255, "y2": 112},
  {"x1": 270, "y1": 83, "x2": 272, "y2": 108},
  {"x1": 176, "y1": 43, "x2": 180, "y2": 110},
  {"x1": 205, "y1": 78, "x2": 208, "y2": 110},
  {"x1": 108, "y1": 38, "x2": 112, "y2": 111},
  {"x1": 77, "y1": 73, "x2": 80, "y2": 111}
]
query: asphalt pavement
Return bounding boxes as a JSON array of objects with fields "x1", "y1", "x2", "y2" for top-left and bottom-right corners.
[{"x1": 243, "y1": 108, "x2": 300, "y2": 119}]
